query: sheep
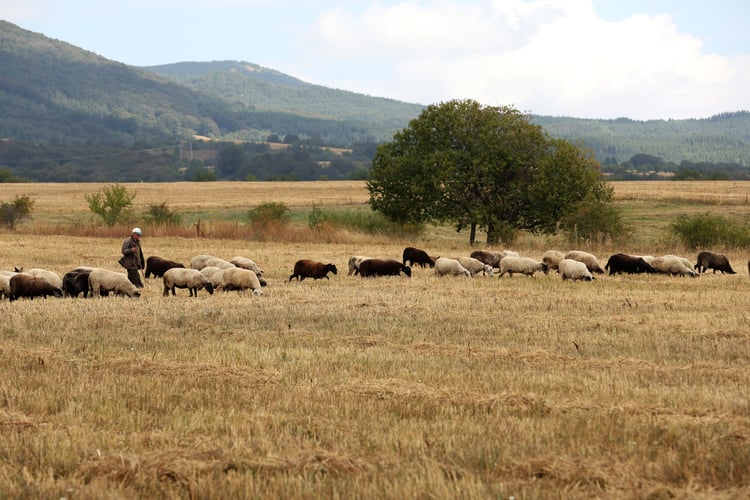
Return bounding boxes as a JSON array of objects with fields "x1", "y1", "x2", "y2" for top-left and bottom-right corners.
[
  {"x1": 9, "y1": 273, "x2": 63, "y2": 301},
  {"x1": 559, "y1": 259, "x2": 595, "y2": 281},
  {"x1": 694, "y1": 251, "x2": 736, "y2": 274},
  {"x1": 222, "y1": 267, "x2": 263, "y2": 296},
  {"x1": 289, "y1": 259, "x2": 338, "y2": 282},
  {"x1": 469, "y1": 250, "x2": 518, "y2": 269},
  {"x1": 542, "y1": 250, "x2": 566, "y2": 272},
  {"x1": 498, "y1": 257, "x2": 548, "y2": 278},
  {"x1": 229, "y1": 256, "x2": 264, "y2": 276},
  {"x1": 190, "y1": 254, "x2": 236, "y2": 271},
  {"x1": 402, "y1": 247, "x2": 437, "y2": 268},
  {"x1": 564, "y1": 250, "x2": 605, "y2": 274},
  {"x1": 358, "y1": 259, "x2": 411, "y2": 278},
  {"x1": 26, "y1": 268, "x2": 63, "y2": 289},
  {"x1": 434, "y1": 257, "x2": 471, "y2": 277},
  {"x1": 88, "y1": 268, "x2": 141, "y2": 298},
  {"x1": 347, "y1": 255, "x2": 372, "y2": 276},
  {"x1": 604, "y1": 254, "x2": 656, "y2": 275},
  {"x1": 0, "y1": 271, "x2": 19, "y2": 300},
  {"x1": 199, "y1": 266, "x2": 225, "y2": 290},
  {"x1": 651, "y1": 256, "x2": 698, "y2": 277},
  {"x1": 144, "y1": 256, "x2": 185, "y2": 278},
  {"x1": 455, "y1": 256, "x2": 494, "y2": 276},
  {"x1": 664, "y1": 255, "x2": 694, "y2": 271},
  {"x1": 163, "y1": 268, "x2": 215, "y2": 297},
  {"x1": 62, "y1": 269, "x2": 93, "y2": 298}
]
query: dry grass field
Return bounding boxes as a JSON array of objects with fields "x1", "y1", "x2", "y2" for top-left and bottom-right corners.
[{"x1": 0, "y1": 181, "x2": 749, "y2": 498}]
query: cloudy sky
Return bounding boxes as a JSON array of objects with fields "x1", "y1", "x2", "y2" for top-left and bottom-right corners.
[{"x1": 3, "y1": 0, "x2": 750, "y2": 120}]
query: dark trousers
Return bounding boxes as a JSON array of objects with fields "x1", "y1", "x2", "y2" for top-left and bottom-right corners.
[{"x1": 127, "y1": 268, "x2": 144, "y2": 288}]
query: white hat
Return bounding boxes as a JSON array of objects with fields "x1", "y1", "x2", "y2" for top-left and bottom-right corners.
[{"x1": 132, "y1": 227, "x2": 143, "y2": 235}]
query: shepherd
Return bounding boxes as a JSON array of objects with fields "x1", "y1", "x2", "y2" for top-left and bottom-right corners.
[{"x1": 120, "y1": 227, "x2": 145, "y2": 288}]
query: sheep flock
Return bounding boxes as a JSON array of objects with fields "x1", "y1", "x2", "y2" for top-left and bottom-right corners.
[{"x1": 1, "y1": 248, "x2": 744, "y2": 302}]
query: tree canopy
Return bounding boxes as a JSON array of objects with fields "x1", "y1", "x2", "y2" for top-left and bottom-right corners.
[{"x1": 367, "y1": 99, "x2": 619, "y2": 244}]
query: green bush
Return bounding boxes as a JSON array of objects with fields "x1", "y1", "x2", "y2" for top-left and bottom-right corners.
[
  {"x1": 562, "y1": 199, "x2": 627, "y2": 245},
  {"x1": 0, "y1": 195, "x2": 34, "y2": 230},
  {"x1": 247, "y1": 202, "x2": 292, "y2": 226},
  {"x1": 308, "y1": 207, "x2": 421, "y2": 237},
  {"x1": 85, "y1": 184, "x2": 135, "y2": 227},
  {"x1": 670, "y1": 213, "x2": 750, "y2": 249},
  {"x1": 144, "y1": 202, "x2": 181, "y2": 227}
]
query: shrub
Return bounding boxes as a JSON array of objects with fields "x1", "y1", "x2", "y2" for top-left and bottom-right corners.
[
  {"x1": 144, "y1": 202, "x2": 181, "y2": 227},
  {"x1": 85, "y1": 184, "x2": 135, "y2": 227},
  {"x1": 308, "y1": 206, "x2": 421, "y2": 237},
  {"x1": 0, "y1": 195, "x2": 34, "y2": 230},
  {"x1": 247, "y1": 202, "x2": 292, "y2": 226},
  {"x1": 670, "y1": 213, "x2": 750, "y2": 249},
  {"x1": 562, "y1": 199, "x2": 627, "y2": 245}
]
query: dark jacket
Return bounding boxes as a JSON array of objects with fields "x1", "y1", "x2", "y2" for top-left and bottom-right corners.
[{"x1": 120, "y1": 236, "x2": 144, "y2": 270}]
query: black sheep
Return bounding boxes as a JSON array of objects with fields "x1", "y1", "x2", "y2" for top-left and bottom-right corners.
[
  {"x1": 402, "y1": 247, "x2": 436, "y2": 268},
  {"x1": 605, "y1": 254, "x2": 656, "y2": 275},
  {"x1": 145, "y1": 256, "x2": 185, "y2": 278},
  {"x1": 62, "y1": 269, "x2": 92, "y2": 297},
  {"x1": 359, "y1": 258, "x2": 412, "y2": 278},
  {"x1": 9, "y1": 274, "x2": 63, "y2": 301},
  {"x1": 694, "y1": 251, "x2": 736, "y2": 274},
  {"x1": 289, "y1": 259, "x2": 338, "y2": 282}
]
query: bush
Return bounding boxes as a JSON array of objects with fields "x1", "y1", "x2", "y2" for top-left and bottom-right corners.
[
  {"x1": 670, "y1": 213, "x2": 750, "y2": 249},
  {"x1": 0, "y1": 195, "x2": 34, "y2": 230},
  {"x1": 562, "y1": 199, "x2": 627, "y2": 245},
  {"x1": 309, "y1": 206, "x2": 421, "y2": 237},
  {"x1": 85, "y1": 184, "x2": 135, "y2": 227},
  {"x1": 144, "y1": 202, "x2": 181, "y2": 227},
  {"x1": 247, "y1": 202, "x2": 292, "y2": 226}
]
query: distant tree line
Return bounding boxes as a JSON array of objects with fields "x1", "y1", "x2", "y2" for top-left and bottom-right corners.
[{"x1": 602, "y1": 153, "x2": 750, "y2": 181}]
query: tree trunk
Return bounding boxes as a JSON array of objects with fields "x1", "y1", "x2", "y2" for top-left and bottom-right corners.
[
  {"x1": 469, "y1": 223, "x2": 476, "y2": 245},
  {"x1": 486, "y1": 221, "x2": 498, "y2": 245}
]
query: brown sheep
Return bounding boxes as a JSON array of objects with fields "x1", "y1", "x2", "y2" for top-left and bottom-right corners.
[
  {"x1": 694, "y1": 251, "x2": 736, "y2": 274},
  {"x1": 9, "y1": 274, "x2": 63, "y2": 301},
  {"x1": 289, "y1": 260, "x2": 338, "y2": 282},
  {"x1": 145, "y1": 256, "x2": 185, "y2": 278},
  {"x1": 402, "y1": 247, "x2": 436, "y2": 268},
  {"x1": 358, "y1": 259, "x2": 411, "y2": 278}
]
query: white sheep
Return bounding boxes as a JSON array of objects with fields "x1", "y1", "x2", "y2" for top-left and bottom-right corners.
[
  {"x1": 0, "y1": 271, "x2": 20, "y2": 300},
  {"x1": 434, "y1": 257, "x2": 471, "y2": 277},
  {"x1": 542, "y1": 250, "x2": 565, "y2": 272},
  {"x1": 199, "y1": 266, "x2": 225, "y2": 290},
  {"x1": 663, "y1": 255, "x2": 695, "y2": 272},
  {"x1": 88, "y1": 268, "x2": 141, "y2": 298},
  {"x1": 190, "y1": 254, "x2": 236, "y2": 271},
  {"x1": 564, "y1": 250, "x2": 605, "y2": 274},
  {"x1": 347, "y1": 255, "x2": 372, "y2": 276},
  {"x1": 498, "y1": 257, "x2": 549, "y2": 278},
  {"x1": 229, "y1": 256, "x2": 264, "y2": 275},
  {"x1": 163, "y1": 268, "x2": 215, "y2": 297},
  {"x1": 651, "y1": 255, "x2": 698, "y2": 277},
  {"x1": 638, "y1": 255, "x2": 656, "y2": 265},
  {"x1": 455, "y1": 256, "x2": 494, "y2": 277},
  {"x1": 222, "y1": 267, "x2": 264, "y2": 296},
  {"x1": 559, "y1": 259, "x2": 595, "y2": 281},
  {"x1": 26, "y1": 268, "x2": 63, "y2": 289}
]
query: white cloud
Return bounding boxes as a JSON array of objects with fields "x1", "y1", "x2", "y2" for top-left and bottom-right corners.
[{"x1": 302, "y1": 0, "x2": 750, "y2": 119}]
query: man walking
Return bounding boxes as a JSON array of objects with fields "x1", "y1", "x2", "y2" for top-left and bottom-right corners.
[{"x1": 120, "y1": 227, "x2": 145, "y2": 288}]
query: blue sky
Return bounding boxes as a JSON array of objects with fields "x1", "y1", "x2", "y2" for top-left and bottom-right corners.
[{"x1": 3, "y1": 0, "x2": 749, "y2": 120}]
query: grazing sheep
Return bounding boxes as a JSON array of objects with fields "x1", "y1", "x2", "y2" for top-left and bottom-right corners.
[
  {"x1": 651, "y1": 256, "x2": 698, "y2": 277},
  {"x1": 469, "y1": 250, "x2": 518, "y2": 269},
  {"x1": 498, "y1": 257, "x2": 548, "y2": 278},
  {"x1": 455, "y1": 256, "x2": 494, "y2": 276},
  {"x1": 638, "y1": 255, "x2": 656, "y2": 266},
  {"x1": 605, "y1": 254, "x2": 656, "y2": 275},
  {"x1": 358, "y1": 259, "x2": 411, "y2": 278},
  {"x1": 190, "y1": 254, "x2": 236, "y2": 271},
  {"x1": 163, "y1": 268, "x2": 215, "y2": 297},
  {"x1": 26, "y1": 268, "x2": 63, "y2": 289},
  {"x1": 9, "y1": 273, "x2": 63, "y2": 301},
  {"x1": 229, "y1": 256, "x2": 264, "y2": 275},
  {"x1": 144, "y1": 256, "x2": 185, "y2": 279},
  {"x1": 88, "y1": 268, "x2": 141, "y2": 298},
  {"x1": 199, "y1": 266, "x2": 225, "y2": 290},
  {"x1": 402, "y1": 247, "x2": 437, "y2": 268},
  {"x1": 542, "y1": 250, "x2": 566, "y2": 272},
  {"x1": 663, "y1": 255, "x2": 694, "y2": 271},
  {"x1": 0, "y1": 271, "x2": 19, "y2": 300},
  {"x1": 288, "y1": 259, "x2": 338, "y2": 282},
  {"x1": 559, "y1": 259, "x2": 595, "y2": 281},
  {"x1": 62, "y1": 269, "x2": 93, "y2": 298},
  {"x1": 434, "y1": 257, "x2": 471, "y2": 277},
  {"x1": 694, "y1": 251, "x2": 736, "y2": 274},
  {"x1": 222, "y1": 267, "x2": 263, "y2": 296},
  {"x1": 564, "y1": 250, "x2": 605, "y2": 274},
  {"x1": 347, "y1": 255, "x2": 372, "y2": 276}
]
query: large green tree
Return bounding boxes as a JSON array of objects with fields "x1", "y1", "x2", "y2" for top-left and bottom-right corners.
[{"x1": 367, "y1": 100, "x2": 617, "y2": 244}]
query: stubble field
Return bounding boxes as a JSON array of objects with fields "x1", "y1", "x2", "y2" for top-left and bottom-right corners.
[{"x1": 0, "y1": 181, "x2": 749, "y2": 498}]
